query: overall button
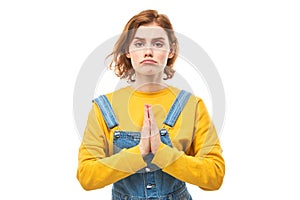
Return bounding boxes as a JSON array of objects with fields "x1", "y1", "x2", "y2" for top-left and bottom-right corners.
[
  {"x1": 145, "y1": 167, "x2": 151, "y2": 172},
  {"x1": 146, "y1": 183, "x2": 156, "y2": 189},
  {"x1": 114, "y1": 131, "x2": 120, "y2": 138},
  {"x1": 160, "y1": 129, "x2": 167, "y2": 136}
]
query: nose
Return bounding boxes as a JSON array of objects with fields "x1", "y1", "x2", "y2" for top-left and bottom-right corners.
[{"x1": 144, "y1": 45, "x2": 153, "y2": 57}]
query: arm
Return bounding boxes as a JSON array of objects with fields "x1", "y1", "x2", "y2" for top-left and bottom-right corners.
[
  {"x1": 152, "y1": 99, "x2": 225, "y2": 190},
  {"x1": 77, "y1": 103, "x2": 146, "y2": 190}
]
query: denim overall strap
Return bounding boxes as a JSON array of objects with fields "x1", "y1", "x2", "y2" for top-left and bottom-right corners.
[
  {"x1": 93, "y1": 95, "x2": 119, "y2": 129},
  {"x1": 163, "y1": 90, "x2": 191, "y2": 127}
]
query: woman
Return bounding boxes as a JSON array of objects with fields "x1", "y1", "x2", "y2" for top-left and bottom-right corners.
[{"x1": 77, "y1": 9, "x2": 225, "y2": 200}]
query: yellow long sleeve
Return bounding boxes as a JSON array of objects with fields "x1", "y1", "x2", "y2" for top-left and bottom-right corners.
[
  {"x1": 152, "y1": 99, "x2": 225, "y2": 190},
  {"x1": 77, "y1": 86, "x2": 225, "y2": 191},
  {"x1": 77, "y1": 104, "x2": 147, "y2": 190}
]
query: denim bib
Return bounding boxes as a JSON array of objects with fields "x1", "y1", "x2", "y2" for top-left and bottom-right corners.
[{"x1": 93, "y1": 90, "x2": 192, "y2": 200}]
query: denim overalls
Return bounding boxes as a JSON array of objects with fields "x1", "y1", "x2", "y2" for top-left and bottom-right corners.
[{"x1": 94, "y1": 90, "x2": 193, "y2": 200}]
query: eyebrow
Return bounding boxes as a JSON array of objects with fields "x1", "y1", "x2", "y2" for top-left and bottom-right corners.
[{"x1": 133, "y1": 37, "x2": 166, "y2": 41}]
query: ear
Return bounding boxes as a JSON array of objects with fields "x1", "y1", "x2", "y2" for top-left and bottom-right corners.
[
  {"x1": 168, "y1": 49, "x2": 174, "y2": 59},
  {"x1": 126, "y1": 52, "x2": 131, "y2": 58},
  {"x1": 168, "y1": 42, "x2": 176, "y2": 59}
]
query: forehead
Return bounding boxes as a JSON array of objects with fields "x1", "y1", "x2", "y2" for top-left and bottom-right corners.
[{"x1": 133, "y1": 25, "x2": 169, "y2": 39}]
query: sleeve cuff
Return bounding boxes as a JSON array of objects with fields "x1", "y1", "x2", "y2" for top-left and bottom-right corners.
[
  {"x1": 100, "y1": 146, "x2": 147, "y2": 173},
  {"x1": 151, "y1": 143, "x2": 183, "y2": 168}
]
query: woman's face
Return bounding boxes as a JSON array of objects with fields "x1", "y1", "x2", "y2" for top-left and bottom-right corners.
[{"x1": 126, "y1": 24, "x2": 173, "y2": 77}]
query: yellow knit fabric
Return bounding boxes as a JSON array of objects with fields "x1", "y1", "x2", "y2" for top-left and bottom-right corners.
[{"x1": 77, "y1": 86, "x2": 225, "y2": 191}]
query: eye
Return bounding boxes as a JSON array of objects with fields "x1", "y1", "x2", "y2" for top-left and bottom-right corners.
[
  {"x1": 134, "y1": 42, "x2": 144, "y2": 48},
  {"x1": 153, "y1": 42, "x2": 164, "y2": 48}
]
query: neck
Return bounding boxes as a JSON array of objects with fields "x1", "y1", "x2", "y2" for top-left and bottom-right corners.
[{"x1": 131, "y1": 73, "x2": 167, "y2": 92}]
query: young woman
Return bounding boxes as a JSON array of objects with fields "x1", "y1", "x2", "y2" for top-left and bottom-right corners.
[{"x1": 77, "y1": 9, "x2": 225, "y2": 200}]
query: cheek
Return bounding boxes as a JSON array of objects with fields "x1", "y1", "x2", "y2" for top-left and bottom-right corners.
[
  {"x1": 128, "y1": 52, "x2": 141, "y2": 68},
  {"x1": 129, "y1": 50, "x2": 142, "y2": 59},
  {"x1": 157, "y1": 52, "x2": 170, "y2": 63},
  {"x1": 130, "y1": 55, "x2": 140, "y2": 65}
]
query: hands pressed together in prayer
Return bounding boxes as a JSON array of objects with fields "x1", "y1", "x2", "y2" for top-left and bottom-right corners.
[{"x1": 139, "y1": 104, "x2": 162, "y2": 157}]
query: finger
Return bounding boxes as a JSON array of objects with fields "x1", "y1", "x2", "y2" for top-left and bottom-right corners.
[
  {"x1": 148, "y1": 105, "x2": 156, "y2": 126},
  {"x1": 144, "y1": 104, "x2": 150, "y2": 122},
  {"x1": 148, "y1": 105, "x2": 153, "y2": 122},
  {"x1": 148, "y1": 105, "x2": 159, "y2": 135},
  {"x1": 141, "y1": 104, "x2": 150, "y2": 138}
]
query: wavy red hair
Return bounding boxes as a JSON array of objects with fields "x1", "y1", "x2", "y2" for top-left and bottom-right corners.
[{"x1": 107, "y1": 9, "x2": 179, "y2": 82}]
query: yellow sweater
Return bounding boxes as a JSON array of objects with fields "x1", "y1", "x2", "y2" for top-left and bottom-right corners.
[{"x1": 77, "y1": 86, "x2": 225, "y2": 191}]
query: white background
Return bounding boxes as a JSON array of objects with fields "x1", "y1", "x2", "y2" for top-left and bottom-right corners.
[{"x1": 1, "y1": 0, "x2": 299, "y2": 199}]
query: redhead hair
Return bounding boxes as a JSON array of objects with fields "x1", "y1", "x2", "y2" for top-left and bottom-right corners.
[{"x1": 107, "y1": 9, "x2": 179, "y2": 82}]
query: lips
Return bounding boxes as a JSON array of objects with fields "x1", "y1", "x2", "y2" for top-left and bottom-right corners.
[{"x1": 141, "y1": 59, "x2": 157, "y2": 64}]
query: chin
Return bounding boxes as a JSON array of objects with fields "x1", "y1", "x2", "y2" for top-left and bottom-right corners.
[
  {"x1": 144, "y1": 69, "x2": 162, "y2": 75},
  {"x1": 136, "y1": 65, "x2": 164, "y2": 76},
  {"x1": 139, "y1": 67, "x2": 158, "y2": 74}
]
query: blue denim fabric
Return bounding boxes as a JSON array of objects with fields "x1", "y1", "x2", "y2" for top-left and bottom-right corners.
[
  {"x1": 163, "y1": 90, "x2": 191, "y2": 127},
  {"x1": 112, "y1": 129, "x2": 192, "y2": 200},
  {"x1": 112, "y1": 183, "x2": 192, "y2": 200},
  {"x1": 113, "y1": 129, "x2": 173, "y2": 173},
  {"x1": 113, "y1": 129, "x2": 172, "y2": 154},
  {"x1": 93, "y1": 95, "x2": 119, "y2": 129},
  {"x1": 93, "y1": 90, "x2": 193, "y2": 200}
]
